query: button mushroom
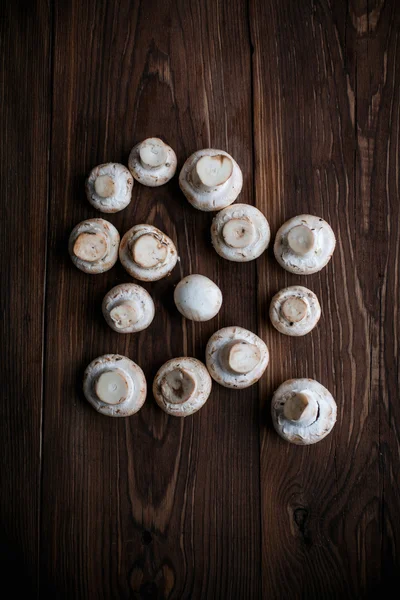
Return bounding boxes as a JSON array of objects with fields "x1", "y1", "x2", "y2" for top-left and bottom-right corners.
[
  {"x1": 211, "y1": 204, "x2": 270, "y2": 262},
  {"x1": 128, "y1": 138, "x2": 177, "y2": 187},
  {"x1": 205, "y1": 326, "x2": 269, "y2": 389},
  {"x1": 68, "y1": 218, "x2": 120, "y2": 274},
  {"x1": 153, "y1": 357, "x2": 212, "y2": 416},
  {"x1": 102, "y1": 283, "x2": 155, "y2": 333},
  {"x1": 274, "y1": 215, "x2": 336, "y2": 274},
  {"x1": 85, "y1": 163, "x2": 133, "y2": 213},
  {"x1": 119, "y1": 224, "x2": 178, "y2": 281},
  {"x1": 179, "y1": 148, "x2": 243, "y2": 211},
  {"x1": 83, "y1": 354, "x2": 147, "y2": 417},
  {"x1": 269, "y1": 285, "x2": 321, "y2": 336},
  {"x1": 174, "y1": 274, "x2": 222, "y2": 321},
  {"x1": 271, "y1": 378, "x2": 337, "y2": 445}
]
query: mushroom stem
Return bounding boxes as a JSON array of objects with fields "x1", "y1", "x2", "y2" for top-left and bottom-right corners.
[
  {"x1": 287, "y1": 225, "x2": 316, "y2": 256},
  {"x1": 139, "y1": 138, "x2": 168, "y2": 169},
  {"x1": 281, "y1": 297, "x2": 308, "y2": 323},
  {"x1": 221, "y1": 341, "x2": 262, "y2": 375},
  {"x1": 94, "y1": 175, "x2": 116, "y2": 198},
  {"x1": 131, "y1": 234, "x2": 168, "y2": 268},
  {"x1": 95, "y1": 370, "x2": 131, "y2": 405},
  {"x1": 222, "y1": 218, "x2": 256, "y2": 249},
  {"x1": 109, "y1": 301, "x2": 143, "y2": 329},
  {"x1": 192, "y1": 154, "x2": 233, "y2": 191},
  {"x1": 160, "y1": 368, "x2": 197, "y2": 404},
  {"x1": 283, "y1": 391, "x2": 318, "y2": 426},
  {"x1": 73, "y1": 232, "x2": 108, "y2": 262}
]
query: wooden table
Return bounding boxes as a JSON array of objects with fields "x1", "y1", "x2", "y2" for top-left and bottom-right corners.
[{"x1": 1, "y1": 1, "x2": 399, "y2": 597}]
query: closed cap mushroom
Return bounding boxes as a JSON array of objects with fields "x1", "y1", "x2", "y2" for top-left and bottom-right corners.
[
  {"x1": 153, "y1": 357, "x2": 212, "y2": 416},
  {"x1": 271, "y1": 378, "x2": 337, "y2": 445},
  {"x1": 85, "y1": 163, "x2": 133, "y2": 213},
  {"x1": 174, "y1": 274, "x2": 222, "y2": 321},
  {"x1": 102, "y1": 283, "x2": 155, "y2": 333},
  {"x1": 119, "y1": 224, "x2": 178, "y2": 281},
  {"x1": 211, "y1": 204, "x2": 270, "y2": 262},
  {"x1": 269, "y1": 286, "x2": 321, "y2": 336},
  {"x1": 68, "y1": 218, "x2": 120, "y2": 274},
  {"x1": 83, "y1": 354, "x2": 147, "y2": 417},
  {"x1": 179, "y1": 148, "x2": 243, "y2": 211},
  {"x1": 274, "y1": 214, "x2": 336, "y2": 274},
  {"x1": 128, "y1": 138, "x2": 177, "y2": 187},
  {"x1": 206, "y1": 326, "x2": 269, "y2": 389}
]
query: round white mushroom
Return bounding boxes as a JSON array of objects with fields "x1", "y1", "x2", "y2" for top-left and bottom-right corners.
[
  {"x1": 128, "y1": 138, "x2": 177, "y2": 187},
  {"x1": 269, "y1": 285, "x2": 321, "y2": 336},
  {"x1": 274, "y1": 214, "x2": 336, "y2": 274},
  {"x1": 68, "y1": 218, "x2": 120, "y2": 274},
  {"x1": 153, "y1": 357, "x2": 212, "y2": 417},
  {"x1": 211, "y1": 204, "x2": 270, "y2": 262},
  {"x1": 119, "y1": 224, "x2": 178, "y2": 282},
  {"x1": 174, "y1": 274, "x2": 222, "y2": 321},
  {"x1": 85, "y1": 163, "x2": 133, "y2": 213},
  {"x1": 83, "y1": 354, "x2": 147, "y2": 417},
  {"x1": 102, "y1": 283, "x2": 155, "y2": 333},
  {"x1": 271, "y1": 378, "x2": 337, "y2": 445},
  {"x1": 179, "y1": 148, "x2": 243, "y2": 211},
  {"x1": 205, "y1": 326, "x2": 269, "y2": 389}
]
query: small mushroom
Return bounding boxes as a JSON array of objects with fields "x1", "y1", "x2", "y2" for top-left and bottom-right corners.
[
  {"x1": 153, "y1": 357, "x2": 212, "y2": 416},
  {"x1": 274, "y1": 214, "x2": 336, "y2": 274},
  {"x1": 102, "y1": 283, "x2": 155, "y2": 333},
  {"x1": 119, "y1": 224, "x2": 178, "y2": 281},
  {"x1": 269, "y1": 285, "x2": 321, "y2": 336},
  {"x1": 128, "y1": 138, "x2": 177, "y2": 187},
  {"x1": 271, "y1": 378, "x2": 337, "y2": 445},
  {"x1": 179, "y1": 148, "x2": 243, "y2": 211},
  {"x1": 174, "y1": 274, "x2": 222, "y2": 321},
  {"x1": 206, "y1": 326, "x2": 269, "y2": 389},
  {"x1": 83, "y1": 354, "x2": 147, "y2": 417},
  {"x1": 68, "y1": 218, "x2": 120, "y2": 274},
  {"x1": 85, "y1": 163, "x2": 133, "y2": 213},
  {"x1": 211, "y1": 204, "x2": 270, "y2": 262}
]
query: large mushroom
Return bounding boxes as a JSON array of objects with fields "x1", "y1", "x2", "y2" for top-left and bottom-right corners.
[
  {"x1": 128, "y1": 138, "x2": 177, "y2": 187},
  {"x1": 153, "y1": 357, "x2": 212, "y2": 417},
  {"x1": 211, "y1": 204, "x2": 270, "y2": 262},
  {"x1": 83, "y1": 354, "x2": 147, "y2": 417},
  {"x1": 68, "y1": 218, "x2": 120, "y2": 274},
  {"x1": 85, "y1": 163, "x2": 133, "y2": 213},
  {"x1": 271, "y1": 378, "x2": 337, "y2": 445},
  {"x1": 206, "y1": 326, "x2": 269, "y2": 389},
  {"x1": 174, "y1": 274, "x2": 222, "y2": 321},
  {"x1": 274, "y1": 214, "x2": 336, "y2": 274},
  {"x1": 119, "y1": 224, "x2": 178, "y2": 282},
  {"x1": 179, "y1": 148, "x2": 243, "y2": 211},
  {"x1": 102, "y1": 283, "x2": 155, "y2": 333},
  {"x1": 269, "y1": 286, "x2": 321, "y2": 336}
]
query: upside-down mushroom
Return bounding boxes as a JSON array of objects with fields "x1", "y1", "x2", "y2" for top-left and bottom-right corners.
[
  {"x1": 102, "y1": 283, "x2": 155, "y2": 333},
  {"x1": 128, "y1": 138, "x2": 177, "y2": 187},
  {"x1": 269, "y1": 286, "x2": 321, "y2": 336},
  {"x1": 68, "y1": 218, "x2": 120, "y2": 274},
  {"x1": 174, "y1": 274, "x2": 222, "y2": 321},
  {"x1": 85, "y1": 163, "x2": 133, "y2": 213}
]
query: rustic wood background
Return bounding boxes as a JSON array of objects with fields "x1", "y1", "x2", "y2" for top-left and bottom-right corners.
[{"x1": 1, "y1": 0, "x2": 399, "y2": 598}]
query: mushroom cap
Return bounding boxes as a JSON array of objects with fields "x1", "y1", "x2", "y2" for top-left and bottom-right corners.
[
  {"x1": 271, "y1": 378, "x2": 337, "y2": 445},
  {"x1": 128, "y1": 138, "x2": 177, "y2": 187},
  {"x1": 83, "y1": 354, "x2": 147, "y2": 417},
  {"x1": 85, "y1": 163, "x2": 133, "y2": 213},
  {"x1": 211, "y1": 204, "x2": 270, "y2": 262},
  {"x1": 153, "y1": 357, "x2": 212, "y2": 417},
  {"x1": 274, "y1": 215, "x2": 336, "y2": 274},
  {"x1": 206, "y1": 326, "x2": 269, "y2": 389},
  {"x1": 269, "y1": 286, "x2": 321, "y2": 336},
  {"x1": 174, "y1": 274, "x2": 222, "y2": 321},
  {"x1": 119, "y1": 224, "x2": 178, "y2": 281},
  {"x1": 102, "y1": 283, "x2": 155, "y2": 333},
  {"x1": 68, "y1": 218, "x2": 120, "y2": 274},
  {"x1": 179, "y1": 148, "x2": 243, "y2": 211}
]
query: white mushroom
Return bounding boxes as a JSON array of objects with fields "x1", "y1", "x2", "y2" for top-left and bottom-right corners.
[
  {"x1": 68, "y1": 218, "x2": 119, "y2": 274},
  {"x1": 274, "y1": 214, "x2": 336, "y2": 274},
  {"x1": 85, "y1": 163, "x2": 133, "y2": 213},
  {"x1": 174, "y1": 274, "x2": 222, "y2": 321},
  {"x1": 83, "y1": 354, "x2": 147, "y2": 417},
  {"x1": 271, "y1": 378, "x2": 337, "y2": 445},
  {"x1": 269, "y1": 286, "x2": 321, "y2": 336},
  {"x1": 102, "y1": 283, "x2": 155, "y2": 333},
  {"x1": 211, "y1": 204, "x2": 270, "y2": 262},
  {"x1": 119, "y1": 224, "x2": 178, "y2": 281},
  {"x1": 205, "y1": 326, "x2": 269, "y2": 389},
  {"x1": 179, "y1": 148, "x2": 243, "y2": 211},
  {"x1": 128, "y1": 138, "x2": 177, "y2": 187},
  {"x1": 153, "y1": 357, "x2": 212, "y2": 416}
]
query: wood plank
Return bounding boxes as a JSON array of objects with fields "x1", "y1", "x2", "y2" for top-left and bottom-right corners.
[{"x1": 40, "y1": 0, "x2": 260, "y2": 597}]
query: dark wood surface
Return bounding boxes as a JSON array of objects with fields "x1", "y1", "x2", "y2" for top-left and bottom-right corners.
[{"x1": 1, "y1": 0, "x2": 399, "y2": 598}]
